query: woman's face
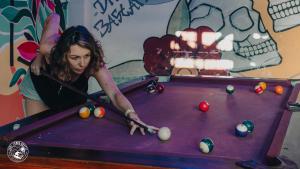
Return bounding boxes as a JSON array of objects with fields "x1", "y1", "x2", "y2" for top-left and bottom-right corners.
[{"x1": 67, "y1": 44, "x2": 91, "y2": 75}]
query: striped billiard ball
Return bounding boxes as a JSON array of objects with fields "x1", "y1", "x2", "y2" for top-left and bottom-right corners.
[
  {"x1": 235, "y1": 123, "x2": 248, "y2": 137},
  {"x1": 94, "y1": 107, "x2": 106, "y2": 118},
  {"x1": 79, "y1": 107, "x2": 91, "y2": 119},
  {"x1": 254, "y1": 85, "x2": 264, "y2": 94},
  {"x1": 199, "y1": 137, "x2": 214, "y2": 153},
  {"x1": 258, "y1": 82, "x2": 267, "y2": 91},
  {"x1": 226, "y1": 85, "x2": 235, "y2": 94}
]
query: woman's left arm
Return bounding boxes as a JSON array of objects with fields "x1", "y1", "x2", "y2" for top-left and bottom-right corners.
[{"x1": 93, "y1": 66, "x2": 159, "y2": 135}]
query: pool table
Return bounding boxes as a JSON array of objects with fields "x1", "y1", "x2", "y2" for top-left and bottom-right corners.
[{"x1": 1, "y1": 75, "x2": 300, "y2": 169}]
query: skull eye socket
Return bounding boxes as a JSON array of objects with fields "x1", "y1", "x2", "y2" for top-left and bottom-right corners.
[
  {"x1": 190, "y1": 4, "x2": 224, "y2": 32},
  {"x1": 230, "y1": 7, "x2": 254, "y2": 31}
]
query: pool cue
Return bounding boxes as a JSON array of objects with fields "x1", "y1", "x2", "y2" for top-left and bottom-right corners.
[{"x1": 29, "y1": 67, "x2": 155, "y2": 134}]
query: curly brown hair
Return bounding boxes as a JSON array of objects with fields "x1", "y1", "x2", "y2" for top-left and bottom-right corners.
[{"x1": 49, "y1": 25, "x2": 105, "y2": 81}]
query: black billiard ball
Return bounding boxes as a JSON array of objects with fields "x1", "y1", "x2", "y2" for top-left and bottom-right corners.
[
  {"x1": 86, "y1": 103, "x2": 96, "y2": 113},
  {"x1": 147, "y1": 80, "x2": 158, "y2": 87},
  {"x1": 146, "y1": 83, "x2": 156, "y2": 93}
]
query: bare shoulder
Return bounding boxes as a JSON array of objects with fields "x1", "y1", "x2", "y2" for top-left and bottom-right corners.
[
  {"x1": 92, "y1": 66, "x2": 116, "y2": 85},
  {"x1": 92, "y1": 66, "x2": 110, "y2": 78}
]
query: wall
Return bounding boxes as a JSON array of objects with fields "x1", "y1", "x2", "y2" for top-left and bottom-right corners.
[{"x1": 0, "y1": 0, "x2": 68, "y2": 126}]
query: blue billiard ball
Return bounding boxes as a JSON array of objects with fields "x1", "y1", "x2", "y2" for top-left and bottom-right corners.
[{"x1": 235, "y1": 123, "x2": 248, "y2": 137}]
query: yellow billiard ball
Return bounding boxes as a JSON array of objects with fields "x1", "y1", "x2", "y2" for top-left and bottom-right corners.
[
  {"x1": 79, "y1": 107, "x2": 91, "y2": 119},
  {"x1": 258, "y1": 82, "x2": 267, "y2": 91}
]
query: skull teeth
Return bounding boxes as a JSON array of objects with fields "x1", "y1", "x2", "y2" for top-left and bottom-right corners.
[
  {"x1": 235, "y1": 39, "x2": 277, "y2": 58},
  {"x1": 269, "y1": 0, "x2": 300, "y2": 19}
]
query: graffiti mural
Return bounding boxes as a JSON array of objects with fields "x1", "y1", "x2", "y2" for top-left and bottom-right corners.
[
  {"x1": 268, "y1": 0, "x2": 300, "y2": 32},
  {"x1": 87, "y1": 0, "x2": 296, "y2": 77},
  {"x1": 0, "y1": 0, "x2": 68, "y2": 125},
  {"x1": 143, "y1": 0, "x2": 281, "y2": 74}
]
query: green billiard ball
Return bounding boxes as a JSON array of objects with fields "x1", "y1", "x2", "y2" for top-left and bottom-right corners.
[
  {"x1": 226, "y1": 85, "x2": 235, "y2": 94},
  {"x1": 243, "y1": 120, "x2": 254, "y2": 133},
  {"x1": 199, "y1": 137, "x2": 214, "y2": 153}
]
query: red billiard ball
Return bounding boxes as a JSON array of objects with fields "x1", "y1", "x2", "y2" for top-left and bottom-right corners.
[
  {"x1": 94, "y1": 106, "x2": 106, "y2": 118},
  {"x1": 156, "y1": 84, "x2": 164, "y2": 93},
  {"x1": 254, "y1": 85, "x2": 263, "y2": 94},
  {"x1": 198, "y1": 101, "x2": 209, "y2": 112}
]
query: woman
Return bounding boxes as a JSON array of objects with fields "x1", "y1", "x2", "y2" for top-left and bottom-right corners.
[{"x1": 19, "y1": 13, "x2": 158, "y2": 135}]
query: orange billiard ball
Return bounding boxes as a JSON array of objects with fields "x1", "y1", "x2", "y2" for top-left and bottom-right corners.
[
  {"x1": 94, "y1": 107, "x2": 106, "y2": 118},
  {"x1": 274, "y1": 85, "x2": 284, "y2": 95},
  {"x1": 79, "y1": 107, "x2": 91, "y2": 119}
]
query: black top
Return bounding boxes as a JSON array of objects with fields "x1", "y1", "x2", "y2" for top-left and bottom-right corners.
[{"x1": 30, "y1": 65, "x2": 88, "y2": 111}]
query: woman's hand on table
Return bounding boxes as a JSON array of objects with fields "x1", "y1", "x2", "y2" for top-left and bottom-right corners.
[{"x1": 127, "y1": 112, "x2": 159, "y2": 135}]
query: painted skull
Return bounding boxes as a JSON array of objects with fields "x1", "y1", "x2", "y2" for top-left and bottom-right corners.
[
  {"x1": 186, "y1": 0, "x2": 281, "y2": 72},
  {"x1": 268, "y1": 0, "x2": 300, "y2": 32}
]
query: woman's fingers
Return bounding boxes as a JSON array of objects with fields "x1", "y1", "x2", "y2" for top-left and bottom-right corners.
[
  {"x1": 129, "y1": 122, "x2": 138, "y2": 135},
  {"x1": 31, "y1": 65, "x2": 40, "y2": 75},
  {"x1": 139, "y1": 126, "x2": 145, "y2": 135}
]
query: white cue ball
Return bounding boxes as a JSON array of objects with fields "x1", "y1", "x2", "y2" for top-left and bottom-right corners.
[
  {"x1": 158, "y1": 127, "x2": 171, "y2": 141},
  {"x1": 13, "y1": 123, "x2": 21, "y2": 130}
]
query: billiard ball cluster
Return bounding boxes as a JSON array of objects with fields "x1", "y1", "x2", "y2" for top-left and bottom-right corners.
[
  {"x1": 79, "y1": 103, "x2": 106, "y2": 119},
  {"x1": 146, "y1": 80, "x2": 164, "y2": 94},
  {"x1": 235, "y1": 120, "x2": 254, "y2": 137},
  {"x1": 253, "y1": 82, "x2": 284, "y2": 95},
  {"x1": 154, "y1": 81, "x2": 282, "y2": 155}
]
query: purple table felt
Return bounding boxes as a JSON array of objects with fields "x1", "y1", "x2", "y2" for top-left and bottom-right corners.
[{"x1": 1, "y1": 76, "x2": 299, "y2": 169}]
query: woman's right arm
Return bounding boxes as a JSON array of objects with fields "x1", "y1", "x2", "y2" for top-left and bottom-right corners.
[{"x1": 31, "y1": 13, "x2": 61, "y2": 75}]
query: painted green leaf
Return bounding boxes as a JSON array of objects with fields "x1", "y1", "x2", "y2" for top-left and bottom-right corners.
[
  {"x1": 0, "y1": 0, "x2": 28, "y2": 9},
  {"x1": 24, "y1": 24, "x2": 38, "y2": 42},
  {"x1": 28, "y1": 0, "x2": 33, "y2": 11},
  {"x1": 1, "y1": 6, "x2": 34, "y2": 24},
  {"x1": 54, "y1": 0, "x2": 66, "y2": 30},
  {"x1": 38, "y1": 5, "x2": 47, "y2": 28},
  {"x1": 167, "y1": 0, "x2": 190, "y2": 35},
  {"x1": 9, "y1": 68, "x2": 27, "y2": 87}
]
